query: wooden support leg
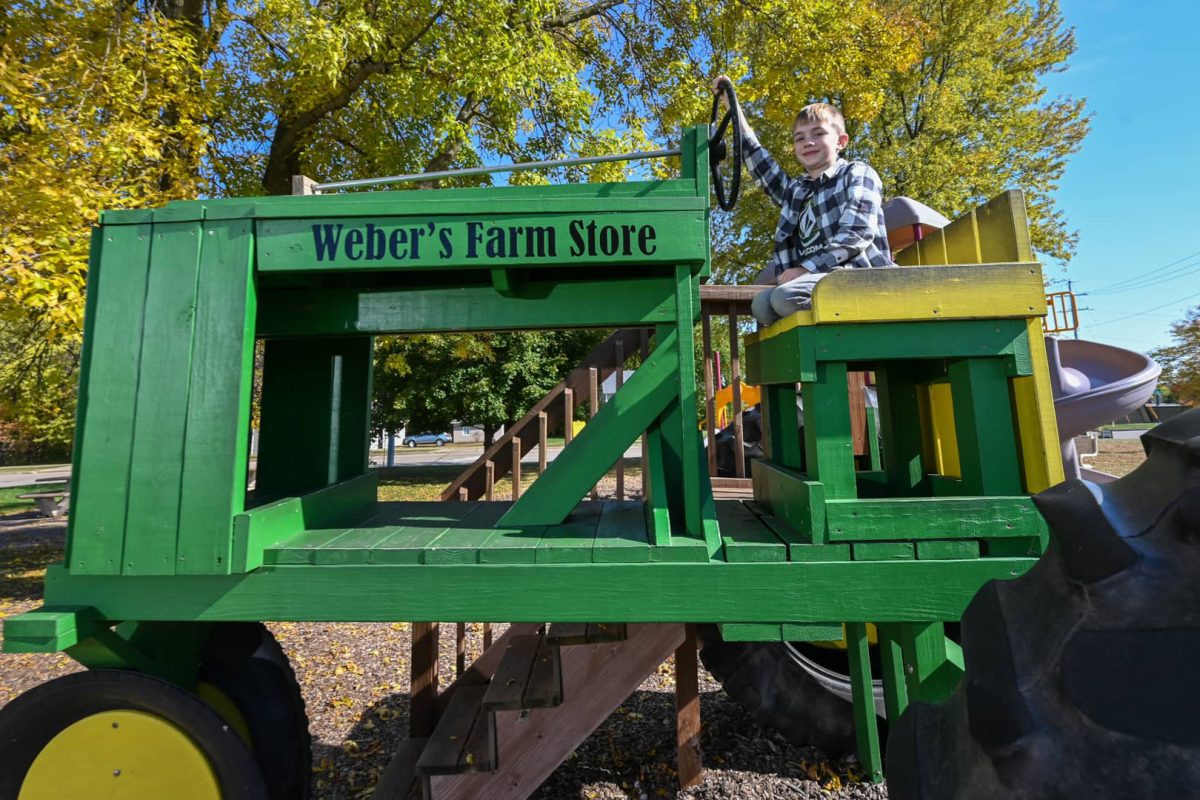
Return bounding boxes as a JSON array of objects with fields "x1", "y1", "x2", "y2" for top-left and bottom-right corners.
[
  {"x1": 877, "y1": 624, "x2": 910, "y2": 724},
  {"x1": 455, "y1": 622, "x2": 466, "y2": 676},
  {"x1": 894, "y1": 621, "x2": 965, "y2": 703},
  {"x1": 675, "y1": 624, "x2": 703, "y2": 789},
  {"x1": 410, "y1": 621, "x2": 440, "y2": 737},
  {"x1": 845, "y1": 622, "x2": 883, "y2": 783}
]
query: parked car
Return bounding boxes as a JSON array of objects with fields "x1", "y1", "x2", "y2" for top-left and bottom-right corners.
[{"x1": 402, "y1": 432, "x2": 452, "y2": 447}]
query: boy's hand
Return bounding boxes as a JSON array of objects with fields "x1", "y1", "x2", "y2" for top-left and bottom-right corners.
[{"x1": 777, "y1": 267, "x2": 814, "y2": 284}]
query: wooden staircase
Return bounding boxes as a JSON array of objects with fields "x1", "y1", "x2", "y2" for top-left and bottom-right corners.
[
  {"x1": 441, "y1": 329, "x2": 650, "y2": 502},
  {"x1": 373, "y1": 623, "x2": 687, "y2": 800}
]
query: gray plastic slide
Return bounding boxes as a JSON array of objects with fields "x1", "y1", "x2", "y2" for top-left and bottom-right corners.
[{"x1": 1045, "y1": 336, "x2": 1161, "y2": 482}]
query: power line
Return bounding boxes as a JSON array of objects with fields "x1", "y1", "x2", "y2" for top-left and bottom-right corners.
[
  {"x1": 1084, "y1": 249, "x2": 1200, "y2": 294},
  {"x1": 1088, "y1": 256, "x2": 1200, "y2": 295},
  {"x1": 1086, "y1": 289, "x2": 1200, "y2": 328}
]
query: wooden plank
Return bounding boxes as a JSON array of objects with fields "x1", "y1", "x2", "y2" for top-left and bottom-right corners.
[
  {"x1": 44, "y1": 557, "x2": 1044, "y2": 624},
  {"x1": 702, "y1": 310, "x2": 718, "y2": 476},
  {"x1": 418, "y1": 684, "x2": 494, "y2": 775},
  {"x1": 372, "y1": 736, "x2": 427, "y2": 800},
  {"x1": 536, "y1": 503, "x2": 602, "y2": 563},
  {"x1": 846, "y1": 621, "x2": 884, "y2": 783},
  {"x1": 1012, "y1": 318, "x2": 1065, "y2": 493},
  {"x1": 874, "y1": 363, "x2": 928, "y2": 496},
  {"x1": 750, "y1": 459, "x2": 827, "y2": 545},
  {"x1": 411, "y1": 622, "x2": 440, "y2": 738},
  {"x1": 941, "y1": 209, "x2": 982, "y2": 264},
  {"x1": 68, "y1": 224, "x2": 152, "y2": 575},
  {"x1": 511, "y1": 440, "x2": 522, "y2": 500},
  {"x1": 592, "y1": 500, "x2": 652, "y2": 563},
  {"x1": 917, "y1": 540, "x2": 982, "y2": 560},
  {"x1": 642, "y1": 416, "x2": 673, "y2": 546},
  {"x1": 176, "y1": 220, "x2": 257, "y2": 575},
  {"x1": 524, "y1": 634, "x2": 563, "y2": 709},
  {"x1": 428, "y1": 624, "x2": 686, "y2": 800},
  {"x1": 423, "y1": 503, "x2": 510, "y2": 565},
  {"x1": 948, "y1": 358, "x2": 1023, "y2": 496},
  {"x1": 123, "y1": 221, "x2": 204, "y2": 576},
  {"x1": 483, "y1": 634, "x2": 543, "y2": 710},
  {"x1": 893, "y1": 622, "x2": 965, "y2": 704},
  {"x1": 501, "y1": 331, "x2": 679, "y2": 527},
  {"x1": 853, "y1": 542, "x2": 916, "y2": 561},
  {"x1": 728, "y1": 305, "x2": 745, "y2": 479},
  {"x1": 760, "y1": 384, "x2": 804, "y2": 470},
  {"x1": 615, "y1": 339, "x2": 626, "y2": 499},
  {"x1": 802, "y1": 360, "x2": 857, "y2": 500},
  {"x1": 589, "y1": 367, "x2": 599, "y2": 501},
  {"x1": 675, "y1": 624, "x2": 703, "y2": 789},
  {"x1": 671, "y1": 266, "x2": 704, "y2": 538},
  {"x1": 267, "y1": 527, "x2": 358, "y2": 565},
  {"x1": 877, "y1": 625, "x2": 910, "y2": 724},
  {"x1": 976, "y1": 190, "x2": 1034, "y2": 263},
  {"x1": 648, "y1": 534, "x2": 710, "y2": 563},
  {"x1": 546, "y1": 623, "x2": 589, "y2": 645},
  {"x1": 476, "y1": 524, "x2": 545, "y2": 565},
  {"x1": 716, "y1": 500, "x2": 786, "y2": 563},
  {"x1": 824, "y1": 497, "x2": 1048, "y2": 542}
]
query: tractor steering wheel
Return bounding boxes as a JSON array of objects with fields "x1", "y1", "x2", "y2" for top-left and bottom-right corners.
[{"x1": 709, "y1": 79, "x2": 742, "y2": 211}]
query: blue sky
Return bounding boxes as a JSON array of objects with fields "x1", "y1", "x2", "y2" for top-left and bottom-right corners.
[{"x1": 1040, "y1": 0, "x2": 1200, "y2": 354}]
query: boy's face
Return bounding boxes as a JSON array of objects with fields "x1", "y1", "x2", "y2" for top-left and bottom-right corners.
[{"x1": 792, "y1": 120, "x2": 849, "y2": 176}]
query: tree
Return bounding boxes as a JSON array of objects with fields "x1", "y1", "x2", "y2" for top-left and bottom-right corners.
[
  {"x1": 1150, "y1": 308, "x2": 1200, "y2": 405},
  {"x1": 372, "y1": 330, "x2": 606, "y2": 448}
]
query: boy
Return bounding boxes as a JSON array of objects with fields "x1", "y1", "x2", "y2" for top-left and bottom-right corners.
[{"x1": 712, "y1": 77, "x2": 894, "y2": 325}]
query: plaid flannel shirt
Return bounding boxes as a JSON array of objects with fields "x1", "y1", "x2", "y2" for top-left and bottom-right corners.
[{"x1": 742, "y1": 133, "x2": 893, "y2": 278}]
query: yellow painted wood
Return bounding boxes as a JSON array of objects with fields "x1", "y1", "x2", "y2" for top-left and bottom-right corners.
[
  {"x1": 918, "y1": 227, "x2": 949, "y2": 265},
  {"x1": 926, "y1": 383, "x2": 961, "y2": 478},
  {"x1": 19, "y1": 710, "x2": 221, "y2": 800},
  {"x1": 806, "y1": 264, "x2": 1045, "y2": 325},
  {"x1": 1012, "y1": 319, "x2": 1065, "y2": 493},
  {"x1": 743, "y1": 309, "x2": 815, "y2": 346},
  {"x1": 941, "y1": 209, "x2": 982, "y2": 264},
  {"x1": 976, "y1": 191, "x2": 1034, "y2": 263}
]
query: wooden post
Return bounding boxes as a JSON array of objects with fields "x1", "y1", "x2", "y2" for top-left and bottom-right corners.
[
  {"x1": 702, "y1": 310, "x2": 718, "y2": 477},
  {"x1": 483, "y1": 623, "x2": 493, "y2": 650},
  {"x1": 589, "y1": 367, "x2": 600, "y2": 500},
  {"x1": 511, "y1": 439, "x2": 522, "y2": 500},
  {"x1": 457, "y1": 487, "x2": 468, "y2": 502},
  {"x1": 538, "y1": 411, "x2": 548, "y2": 474},
  {"x1": 675, "y1": 624, "x2": 703, "y2": 788},
  {"x1": 456, "y1": 622, "x2": 466, "y2": 676},
  {"x1": 728, "y1": 305, "x2": 745, "y2": 479},
  {"x1": 640, "y1": 332, "x2": 650, "y2": 492},
  {"x1": 291, "y1": 175, "x2": 319, "y2": 196},
  {"x1": 485, "y1": 461, "x2": 494, "y2": 502},
  {"x1": 410, "y1": 622, "x2": 440, "y2": 737},
  {"x1": 615, "y1": 340, "x2": 626, "y2": 500},
  {"x1": 563, "y1": 388, "x2": 574, "y2": 445}
]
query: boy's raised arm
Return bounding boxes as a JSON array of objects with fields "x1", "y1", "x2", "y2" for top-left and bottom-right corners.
[
  {"x1": 802, "y1": 163, "x2": 886, "y2": 273},
  {"x1": 711, "y1": 76, "x2": 793, "y2": 208}
]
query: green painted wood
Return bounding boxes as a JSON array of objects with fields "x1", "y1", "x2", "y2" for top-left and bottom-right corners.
[
  {"x1": 123, "y1": 221, "x2": 205, "y2": 576},
  {"x1": 176, "y1": 220, "x2": 258, "y2": 575},
  {"x1": 825, "y1": 497, "x2": 1047, "y2": 542},
  {"x1": 256, "y1": 212, "x2": 706, "y2": 273},
  {"x1": 781, "y1": 622, "x2": 846, "y2": 640},
  {"x1": 846, "y1": 621, "x2": 884, "y2": 782},
  {"x1": 853, "y1": 543, "x2": 916, "y2": 561},
  {"x1": 234, "y1": 473, "x2": 379, "y2": 570},
  {"x1": 865, "y1": 401, "x2": 882, "y2": 470},
  {"x1": 422, "y1": 503, "x2": 511, "y2": 565},
  {"x1": 268, "y1": 526, "x2": 359, "y2": 566},
  {"x1": 917, "y1": 540, "x2": 982, "y2": 560},
  {"x1": 787, "y1": 544, "x2": 853, "y2": 562},
  {"x1": 500, "y1": 330, "x2": 679, "y2": 527},
  {"x1": 947, "y1": 358, "x2": 1023, "y2": 496},
  {"x1": 671, "y1": 267, "x2": 704, "y2": 539},
  {"x1": 716, "y1": 501, "x2": 786, "y2": 563},
  {"x1": 761, "y1": 384, "x2": 804, "y2": 470},
  {"x1": 257, "y1": 277, "x2": 678, "y2": 337},
  {"x1": 876, "y1": 624, "x2": 910, "y2": 724},
  {"x1": 642, "y1": 418, "x2": 673, "y2": 547},
  {"x1": 477, "y1": 525, "x2": 546, "y2": 564},
  {"x1": 256, "y1": 337, "x2": 373, "y2": 501},
  {"x1": 750, "y1": 461, "x2": 827, "y2": 544},
  {"x1": 985, "y1": 537, "x2": 1044, "y2": 558},
  {"x1": 41, "y1": 557, "x2": 1040, "y2": 624},
  {"x1": 652, "y1": 391, "x2": 686, "y2": 534},
  {"x1": 895, "y1": 622, "x2": 966, "y2": 703},
  {"x1": 718, "y1": 623, "x2": 784, "y2": 642},
  {"x1": 68, "y1": 224, "x2": 153, "y2": 575},
  {"x1": 874, "y1": 363, "x2": 927, "y2": 496},
  {"x1": 312, "y1": 525, "x2": 404, "y2": 566},
  {"x1": 592, "y1": 501, "x2": 652, "y2": 563},
  {"x1": 536, "y1": 504, "x2": 603, "y2": 563},
  {"x1": 802, "y1": 360, "x2": 857, "y2": 499},
  {"x1": 747, "y1": 319, "x2": 1031, "y2": 386},
  {"x1": 489, "y1": 267, "x2": 522, "y2": 297}
]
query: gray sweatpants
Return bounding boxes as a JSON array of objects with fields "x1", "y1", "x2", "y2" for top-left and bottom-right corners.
[{"x1": 750, "y1": 271, "x2": 828, "y2": 325}]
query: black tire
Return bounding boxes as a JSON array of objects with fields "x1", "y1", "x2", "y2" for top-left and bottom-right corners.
[
  {"x1": 435, "y1": 439, "x2": 445, "y2": 447},
  {"x1": 200, "y1": 622, "x2": 312, "y2": 800},
  {"x1": 887, "y1": 409, "x2": 1200, "y2": 798},
  {"x1": 0, "y1": 669, "x2": 269, "y2": 798},
  {"x1": 405, "y1": 440, "x2": 416, "y2": 448},
  {"x1": 698, "y1": 625, "x2": 884, "y2": 755}
]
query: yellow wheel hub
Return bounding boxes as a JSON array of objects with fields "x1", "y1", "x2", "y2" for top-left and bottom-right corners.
[{"x1": 19, "y1": 710, "x2": 222, "y2": 800}]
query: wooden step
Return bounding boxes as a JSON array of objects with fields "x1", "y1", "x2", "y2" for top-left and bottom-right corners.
[
  {"x1": 417, "y1": 685, "x2": 496, "y2": 777},
  {"x1": 482, "y1": 634, "x2": 562, "y2": 711},
  {"x1": 546, "y1": 622, "x2": 628, "y2": 645},
  {"x1": 372, "y1": 737, "x2": 427, "y2": 800}
]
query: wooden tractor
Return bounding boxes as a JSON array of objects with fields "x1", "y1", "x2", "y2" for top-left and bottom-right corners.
[{"x1": 6, "y1": 107, "x2": 1190, "y2": 800}]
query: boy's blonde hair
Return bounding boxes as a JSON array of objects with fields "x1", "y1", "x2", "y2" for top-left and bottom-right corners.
[{"x1": 794, "y1": 103, "x2": 845, "y2": 136}]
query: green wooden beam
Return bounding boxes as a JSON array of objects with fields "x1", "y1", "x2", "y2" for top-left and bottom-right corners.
[
  {"x1": 33, "y1": 557, "x2": 1039, "y2": 628},
  {"x1": 500, "y1": 330, "x2": 680, "y2": 527},
  {"x1": 948, "y1": 358, "x2": 1023, "y2": 496},
  {"x1": 802, "y1": 361, "x2": 857, "y2": 500},
  {"x1": 825, "y1": 497, "x2": 1048, "y2": 542},
  {"x1": 846, "y1": 621, "x2": 884, "y2": 782},
  {"x1": 750, "y1": 460, "x2": 827, "y2": 544}
]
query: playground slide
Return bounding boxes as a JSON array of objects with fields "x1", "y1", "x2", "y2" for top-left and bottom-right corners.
[{"x1": 1046, "y1": 336, "x2": 1161, "y2": 482}]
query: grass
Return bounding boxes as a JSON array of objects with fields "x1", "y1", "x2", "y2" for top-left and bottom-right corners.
[
  {"x1": 0, "y1": 485, "x2": 44, "y2": 515},
  {"x1": 1099, "y1": 423, "x2": 1156, "y2": 431},
  {"x1": 373, "y1": 457, "x2": 642, "y2": 503}
]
